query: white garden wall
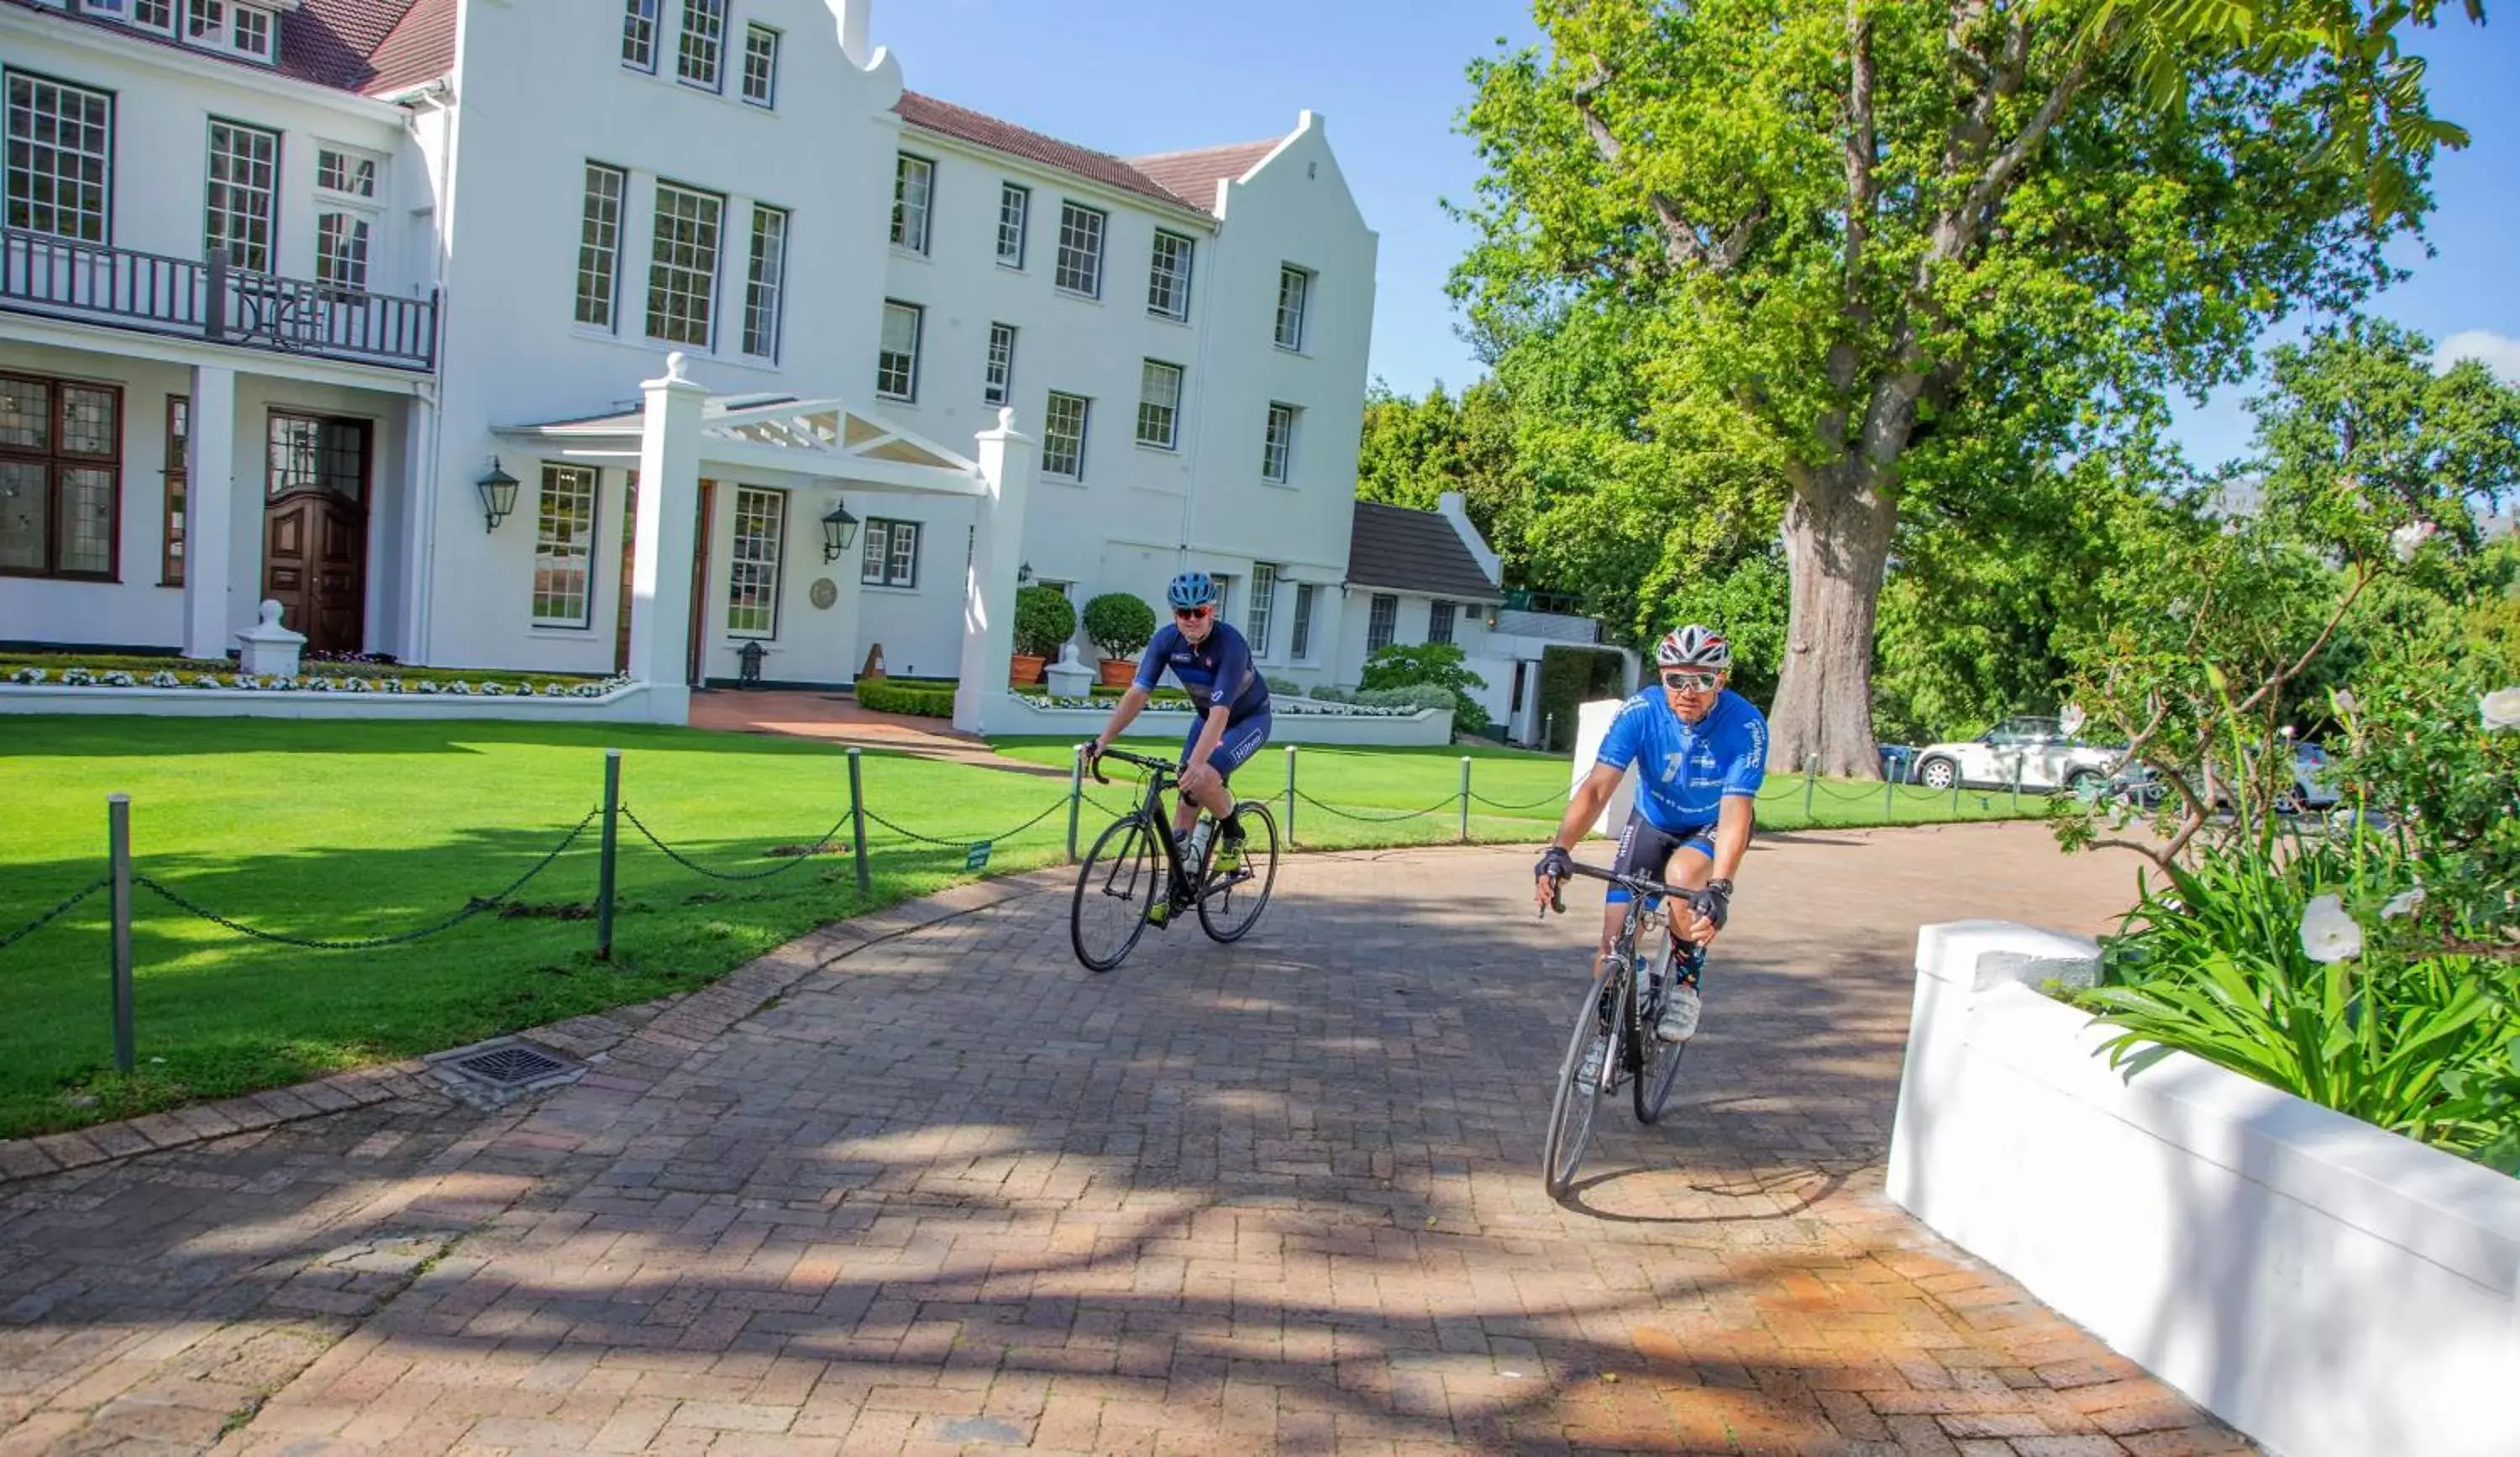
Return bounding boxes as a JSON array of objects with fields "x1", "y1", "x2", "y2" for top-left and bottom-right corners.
[{"x1": 1888, "y1": 919, "x2": 2520, "y2": 1457}]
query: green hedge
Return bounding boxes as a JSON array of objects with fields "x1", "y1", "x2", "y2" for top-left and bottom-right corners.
[
  {"x1": 854, "y1": 677, "x2": 957, "y2": 718},
  {"x1": 1536, "y1": 645, "x2": 1628, "y2": 753}
]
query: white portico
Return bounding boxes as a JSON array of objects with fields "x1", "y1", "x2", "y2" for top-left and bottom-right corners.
[{"x1": 494, "y1": 353, "x2": 1035, "y2": 730}]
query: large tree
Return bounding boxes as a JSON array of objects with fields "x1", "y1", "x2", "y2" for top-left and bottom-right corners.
[{"x1": 1452, "y1": 0, "x2": 2433, "y2": 774}]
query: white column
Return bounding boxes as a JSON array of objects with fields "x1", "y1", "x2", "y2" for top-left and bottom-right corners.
[
  {"x1": 627, "y1": 352, "x2": 706, "y2": 724},
  {"x1": 396, "y1": 392, "x2": 437, "y2": 663},
  {"x1": 181, "y1": 364, "x2": 237, "y2": 660},
  {"x1": 953, "y1": 406, "x2": 1035, "y2": 734}
]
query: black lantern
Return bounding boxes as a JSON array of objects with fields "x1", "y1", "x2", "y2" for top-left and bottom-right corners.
[
  {"x1": 736, "y1": 639, "x2": 767, "y2": 688},
  {"x1": 475, "y1": 458, "x2": 521, "y2": 532},
  {"x1": 820, "y1": 501, "x2": 859, "y2": 562}
]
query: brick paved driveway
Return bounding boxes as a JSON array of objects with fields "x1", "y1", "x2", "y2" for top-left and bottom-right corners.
[{"x1": 0, "y1": 823, "x2": 2253, "y2": 1455}]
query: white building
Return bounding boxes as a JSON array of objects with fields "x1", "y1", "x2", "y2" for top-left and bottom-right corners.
[{"x1": 0, "y1": 0, "x2": 1378, "y2": 723}]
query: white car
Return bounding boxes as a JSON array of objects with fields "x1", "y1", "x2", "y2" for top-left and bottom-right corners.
[{"x1": 1908, "y1": 716, "x2": 2121, "y2": 794}]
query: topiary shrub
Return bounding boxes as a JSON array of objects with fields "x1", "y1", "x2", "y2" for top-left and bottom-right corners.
[
  {"x1": 1264, "y1": 675, "x2": 1305, "y2": 697},
  {"x1": 855, "y1": 677, "x2": 957, "y2": 718},
  {"x1": 1082, "y1": 592, "x2": 1158, "y2": 660},
  {"x1": 1014, "y1": 586, "x2": 1078, "y2": 660},
  {"x1": 1359, "y1": 642, "x2": 1492, "y2": 734}
]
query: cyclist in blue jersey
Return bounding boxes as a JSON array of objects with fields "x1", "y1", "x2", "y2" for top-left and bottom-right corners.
[
  {"x1": 1534, "y1": 624, "x2": 1768, "y2": 1042},
  {"x1": 1087, "y1": 571, "x2": 1273, "y2": 887}
]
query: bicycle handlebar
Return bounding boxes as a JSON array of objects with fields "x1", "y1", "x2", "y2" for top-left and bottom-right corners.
[
  {"x1": 1084, "y1": 744, "x2": 1178, "y2": 785},
  {"x1": 1540, "y1": 860, "x2": 1716, "y2": 918}
]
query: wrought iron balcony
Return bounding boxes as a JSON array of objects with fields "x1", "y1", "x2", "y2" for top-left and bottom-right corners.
[{"x1": 1, "y1": 228, "x2": 438, "y2": 373}]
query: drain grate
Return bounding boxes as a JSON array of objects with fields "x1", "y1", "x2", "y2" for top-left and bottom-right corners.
[{"x1": 449, "y1": 1044, "x2": 569, "y2": 1087}]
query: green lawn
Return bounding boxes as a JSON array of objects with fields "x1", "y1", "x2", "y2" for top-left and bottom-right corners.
[{"x1": 0, "y1": 716, "x2": 2045, "y2": 1139}]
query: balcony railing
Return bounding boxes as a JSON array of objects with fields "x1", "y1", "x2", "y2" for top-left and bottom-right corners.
[{"x1": 1, "y1": 229, "x2": 438, "y2": 373}]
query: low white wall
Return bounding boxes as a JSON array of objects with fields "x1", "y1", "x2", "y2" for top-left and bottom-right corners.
[
  {"x1": 0, "y1": 683, "x2": 672, "y2": 723},
  {"x1": 989, "y1": 697, "x2": 1457, "y2": 748},
  {"x1": 1888, "y1": 920, "x2": 2520, "y2": 1457}
]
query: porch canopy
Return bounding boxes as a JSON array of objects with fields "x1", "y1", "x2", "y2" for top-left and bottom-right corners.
[{"x1": 496, "y1": 352, "x2": 1035, "y2": 728}]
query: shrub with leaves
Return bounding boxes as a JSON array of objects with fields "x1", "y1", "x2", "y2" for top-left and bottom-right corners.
[{"x1": 1359, "y1": 642, "x2": 1491, "y2": 734}]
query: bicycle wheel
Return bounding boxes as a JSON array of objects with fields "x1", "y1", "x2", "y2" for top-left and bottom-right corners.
[
  {"x1": 1196, "y1": 801, "x2": 1279, "y2": 944},
  {"x1": 1632, "y1": 936, "x2": 1690, "y2": 1124},
  {"x1": 1542, "y1": 965, "x2": 1624, "y2": 1200},
  {"x1": 1072, "y1": 814, "x2": 1160, "y2": 971}
]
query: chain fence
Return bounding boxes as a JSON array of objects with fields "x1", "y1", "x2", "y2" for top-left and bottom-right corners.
[
  {"x1": 0, "y1": 878, "x2": 109, "y2": 953},
  {"x1": 1292, "y1": 787, "x2": 1462, "y2": 824},
  {"x1": 863, "y1": 796, "x2": 1069, "y2": 849},
  {"x1": 622, "y1": 804, "x2": 854, "y2": 882}
]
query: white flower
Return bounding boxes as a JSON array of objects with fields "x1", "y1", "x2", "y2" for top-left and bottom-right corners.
[
  {"x1": 191, "y1": 675, "x2": 221, "y2": 689},
  {"x1": 2381, "y1": 886, "x2": 2426, "y2": 920},
  {"x1": 2482, "y1": 686, "x2": 2520, "y2": 732},
  {"x1": 2059, "y1": 703, "x2": 2087, "y2": 737},
  {"x1": 2298, "y1": 893, "x2": 2365, "y2": 964},
  {"x1": 9, "y1": 667, "x2": 44, "y2": 685},
  {"x1": 2391, "y1": 520, "x2": 2439, "y2": 563}
]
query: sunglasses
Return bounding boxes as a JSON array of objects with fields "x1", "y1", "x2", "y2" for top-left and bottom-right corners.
[
  {"x1": 1174, "y1": 606, "x2": 1211, "y2": 621},
  {"x1": 1661, "y1": 671, "x2": 1720, "y2": 692}
]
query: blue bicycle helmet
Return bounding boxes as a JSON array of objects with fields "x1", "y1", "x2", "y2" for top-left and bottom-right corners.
[{"x1": 1167, "y1": 571, "x2": 1218, "y2": 611}]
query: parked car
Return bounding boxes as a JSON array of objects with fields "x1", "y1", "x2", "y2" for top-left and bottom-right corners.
[
  {"x1": 1908, "y1": 716, "x2": 2122, "y2": 794},
  {"x1": 1877, "y1": 744, "x2": 1919, "y2": 784},
  {"x1": 2109, "y1": 743, "x2": 2341, "y2": 815}
]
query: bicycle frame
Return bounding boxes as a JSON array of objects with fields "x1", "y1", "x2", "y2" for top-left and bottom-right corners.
[{"x1": 1091, "y1": 745, "x2": 1201, "y2": 897}]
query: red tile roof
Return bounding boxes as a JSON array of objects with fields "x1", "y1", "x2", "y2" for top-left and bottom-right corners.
[
  {"x1": 896, "y1": 92, "x2": 1284, "y2": 218},
  {"x1": 1, "y1": 0, "x2": 438, "y2": 97},
  {"x1": 1126, "y1": 139, "x2": 1280, "y2": 215},
  {"x1": 358, "y1": 0, "x2": 455, "y2": 95}
]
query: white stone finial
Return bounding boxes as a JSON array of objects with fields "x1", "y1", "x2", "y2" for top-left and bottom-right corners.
[
  {"x1": 995, "y1": 405, "x2": 1016, "y2": 433},
  {"x1": 259, "y1": 599, "x2": 284, "y2": 628},
  {"x1": 664, "y1": 350, "x2": 691, "y2": 383}
]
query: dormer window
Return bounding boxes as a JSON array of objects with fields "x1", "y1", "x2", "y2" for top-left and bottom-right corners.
[
  {"x1": 177, "y1": 0, "x2": 278, "y2": 65},
  {"x1": 134, "y1": 0, "x2": 174, "y2": 32}
]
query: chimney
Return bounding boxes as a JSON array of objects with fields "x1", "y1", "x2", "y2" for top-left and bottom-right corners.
[{"x1": 834, "y1": 0, "x2": 871, "y2": 65}]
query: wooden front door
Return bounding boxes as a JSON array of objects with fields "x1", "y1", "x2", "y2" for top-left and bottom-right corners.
[
  {"x1": 614, "y1": 470, "x2": 638, "y2": 674},
  {"x1": 260, "y1": 413, "x2": 370, "y2": 653},
  {"x1": 685, "y1": 480, "x2": 715, "y2": 686}
]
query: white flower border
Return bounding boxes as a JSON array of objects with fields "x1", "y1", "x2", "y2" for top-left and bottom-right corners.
[
  {"x1": 7, "y1": 665, "x2": 636, "y2": 700},
  {"x1": 1012, "y1": 692, "x2": 1425, "y2": 718}
]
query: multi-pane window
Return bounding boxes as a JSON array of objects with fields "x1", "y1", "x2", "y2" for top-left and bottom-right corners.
[
  {"x1": 266, "y1": 413, "x2": 367, "y2": 501},
  {"x1": 876, "y1": 301, "x2": 921, "y2": 401},
  {"x1": 1053, "y1": 202, "x2": 1104, "y2": 297},
  {"x1": 890, "y1": 154, "x2": 932, "y2": 253},
  {"x1": 161, "y1": 396, "x2": 186, "y2": 585},
  {"x1": 995, "y1": 183, "x2": 1028, "y2": 267},
  {"x1": 676, "y1": 0, "x2": 726, "y2": 90},
  {"x1": 0, "y1": 375, "x2": 119, "y2": 581},
  {"x1": 740, "y1": 26, "x2": 779, "y2": 106},
  {"x1": 1262, "y1": 402, "x2": 1297, "y2": 483},
  {"x1": 1289, "y1": 583, "x2": 1316, "y2": 660},
  {"x1": 315, "y1": 213, "x2": 369, "y2": 292},
  {"x1": 859, "y1": 517, "x2": 919, "y2": 588},
  {"x1": 742, "y1": 204, "x2": 787, "y2": 359},
  {"x1": 1247, "y1": 563, "x2": 1278, "y2": 658},
  {"x1": 983, "y1": 323, "x2": 1016, "y2": 406},
  {"x1": 186, "y1": 0, "x2": 221, "y2": 39},
  {"x1": 1210, "y1": 574, "x2": 1234, "y2": 623},
  {"x1": 1136, "y1": 360, "x2": 1182, "y2": 450},
  {"x1": 1147, "y1": 231, "x2": 1194, "y2": 321},
  {"x1": 1274, "y1": 265, "x2": 1312, "y2": 351},
  {"x1": 1367, "y1": 592, "x2": 1398, "y2": 653},
  {"x1": 134, "y1": 0, "x2": 175, "y2": 31},
  {"x1": 645, "y1": 181, "x2": 722, "y2": 347},
  {"x1": 575, "y1": 162, "x2": 626, "y2": 329},
  {"x1": 532, "y1": 464, "x2": 598, "y2": 627},
  {"x1": 1042, "y1": 392, "x2": 1089, "y2": 480},
  {"x1": 621, "y1": 0, "x2": 658, "y2": 70},
  {"x1": 316, "y1": 148, "x2": 375, "y2": 198},
  {"x1": 1429, "y1": 599, "x2": 1457, "y2": 645},
  {"x1": 230, "y1": 4, "x2": 271, "y2": 60},
  {"x1": 5, "y1": 72, "x2": 113, "y2": 244},
  {"x1": 725, "y1": 486, "x2": 783, "y2": 637},
  {"x1": 203, "y1": 119, "x2": 278, "y2": 271}
]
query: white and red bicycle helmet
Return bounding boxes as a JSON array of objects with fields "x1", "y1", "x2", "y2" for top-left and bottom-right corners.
[{"x1": 1656, "y1": 624, "x2": 1731, "y2": 671}]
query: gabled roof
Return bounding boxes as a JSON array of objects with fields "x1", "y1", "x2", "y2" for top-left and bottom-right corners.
[
  {"x1": 896, "y1": 92, "x2": 1287, "y2": 218},
  {"x1": 358, "y1": 0, "x2": 454, "y2": 95},
  {"x1": 2, "y1": 0, "x2": 446, "y2": 97},
  {"x1": 1347, "y1": 502, "x2": 1502, "y2": 602},
  {"x1": 1126, "y1": 139, "x2": 1279, "y2": 216}
]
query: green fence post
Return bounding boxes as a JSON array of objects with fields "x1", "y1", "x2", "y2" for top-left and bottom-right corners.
[
  {"x1": 1883, "y1": 772, "x2": 1895, "y2": 823},
  {"x1": 1803, "y1": 755, "x2": 1818, "y2": 821},
  {"x1": 1284, "y1": 745, "x2": 1298, "y2": 849},
  {"x1": 2011, "y1": 755, "x2": 2023, "y2": 813},
  {"x1": 596, "y1": 749, "x2": 621, "y2": 959},
  {"x1": 1066, "y1": 743, "x2": 1085, "y2": 863},
  {"x1": 108, "y1": 792, "x2": 134, "y2": 1076},
  {"x1": 847, "y1": 747, "x2": 871, "y2": 897},
  {"x1": 1458, "y1": 756, "x2": 1473, "y2": 844}
]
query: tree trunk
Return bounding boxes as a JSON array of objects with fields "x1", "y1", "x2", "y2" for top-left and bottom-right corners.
[{"x1": 1767, "y1": 467, "x2": 1897, "y2": 778}]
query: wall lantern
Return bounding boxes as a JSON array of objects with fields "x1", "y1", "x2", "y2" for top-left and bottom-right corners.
[
  {"x1": 821, "y1": 501, "x2": 860, "y2": 562},
  {"x1": 1017, "y1": 560, "x2": 1035, "y2": 584},
  {"x1": 475, "y1": 458, "x2": 520, "y2": 533}
]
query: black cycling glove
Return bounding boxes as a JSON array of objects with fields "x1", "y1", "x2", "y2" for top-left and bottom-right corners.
[
  {"x1": 1697, "y1": 879, "x2": 1732, "y2": 930},
  {"x1": 1536, "y1": 845, "x2": 1574, "y2": 881}
]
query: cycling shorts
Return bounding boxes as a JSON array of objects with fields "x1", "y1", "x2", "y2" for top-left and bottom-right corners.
[
  {"x1": 1180, "y1": 711, "x2": 1272, "y2": 783},
  {"x1": 1604, "y1": 811, "x2": 1715, "y2": 905}
]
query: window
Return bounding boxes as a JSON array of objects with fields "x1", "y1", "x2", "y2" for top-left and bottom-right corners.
[
  {"x1": 645, "y1": 181, "x2": 722, "y2": 347},
  {"x1": 265, "y1": 413, "x2": 367, "y2": 501},
  {"x1": 1053, "y1": 202, "x2": 1104, "y2": 297},
  {"x1": 229, "y1": 4, "x2": 270, "y2": 60},
  {"x1": 203, "y1": 118, "x2": 277, "y2": 271},
  {"x1": 876, "y1": 301, "x2": 921, "y2": 401},
  {"x1": 134, "y1": 0, "x2": 174, "y2": 33},
  {"x1": 5, "y1": 72, "x2": 113, "y2": 244},
  {"x1": 532, "y1": 464, "x2": 598, "y2": 627},
  {"x1": 740, "y1": 25, "x2": 779, "y2": 106},
  {"x1": 161, "y1": 396, "x2": 186, "y2": 585},
  {"x1": 1262, "y1": 402, "x2": 1297, "y2": 484},
  {"x1": 315, "y1": 213, "x2": 369, "y2": 292},
  {"x1": 995, "y1": 182, "x2": 1028, "y2": 267},
  {"x1": 186, "y1": 0, "x2": 220, "y2": 39},
  {"x1": 1247, "y1": 563, "x2": 1278, "y2": 658},
  {"x1": 316, "y1": 148, "x2": 376, "y2": 198},
  {"x1": 574, "y1": 162, "x2": 626, "y2": 329},
  {"x1": 1367, "y1": 592, "x2": 1398, "y2": 653},
  {"x1": 179, "y1": 0, "x2": 273, "y2": 60},
  {"x1": 725, "y1": 485, "x2": 783, "y2": 636},
  {"x1": 1289, "y1": 582, "x2": 1315, "y2": 660},
  {"x1": 676, "y1": 0, "x2": 726, "y2": 90},
  {"x1": 0, "y1": 376, "x2": 119, "y2": 581},
  {"x1": 983, "y1": 322, "x2": 1016, "y2": 406},
  {"x1": 859, "y1": 517, "x2": 919, "y2": 588},
  {"x1": 621, "y1": 0, "x2": 658, "y2": 71},
  {"x1": 1147, "y1": 230, "x2": 1194, "y2": 320},
  {"x1": 890, "y1": 154, "x2": 932, "y2": 254},
  {"x1": 1275, "y1": 265, "x2": 1311, "y2": 351},
  {"x1": 1429, "y1": 599, "x2": 1456, "y2": 646},
  {"x1": 1042, "y1": 392, "x2": 1089, "y2": 480},
  {"x1": 1136, "y1": 360, "x2": 1182, "y2": 450},
  {"x1": 742, "y1": 204, "x2": 786, "y2": 359},
  {"x1": 1210, "y1": 574, "x2": 1234, "y2": 623}
]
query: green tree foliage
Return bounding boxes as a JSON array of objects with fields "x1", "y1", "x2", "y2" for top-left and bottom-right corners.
[
  {"x1": 1357, "y1": 379, "x2": 1535, "y2": 587},
  {"x1": 1359, "y1": 642, "x2": 1494, "y2": 734},
  {"x1": 1013, "y1": 585, "x2": 1077, "y2": 660}
]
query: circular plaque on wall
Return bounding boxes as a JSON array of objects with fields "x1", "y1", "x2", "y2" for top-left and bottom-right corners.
[{"x1": 808, "y1": 577, "x2": 838, "y2": 610}]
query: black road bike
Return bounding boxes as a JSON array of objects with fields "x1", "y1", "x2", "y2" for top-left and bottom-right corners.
[
  {"x1": 1537, "y1": 860, "x2": 1718, "y2": 1200},
  {"x1": 1070, "y1": 745, "x2": 1280, "y2": 971}
]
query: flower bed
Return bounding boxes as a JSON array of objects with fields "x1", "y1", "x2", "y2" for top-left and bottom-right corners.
[
  {"x1": 1011, "y1": 692, "x2": 1424, "y2": 718},
  {"x1": 6, "y1": 665, "x2": 634, "y2": 699}
]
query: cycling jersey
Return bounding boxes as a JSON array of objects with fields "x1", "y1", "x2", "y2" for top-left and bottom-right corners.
[
  {"x1": 1135, "y1": 619, "x2": 1271, "y2": 723},
  {"x1": 1593, "y1": 686, "x2": 1769, "y2": 832}
]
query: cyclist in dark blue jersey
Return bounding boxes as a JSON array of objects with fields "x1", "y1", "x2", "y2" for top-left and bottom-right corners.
[
  {"x1": 1087, "y1": 571, "x2": 1273, "y2": 886},
  {"x1": 1534, "y1": 624, "x2": 1768, "y2": 1043}
]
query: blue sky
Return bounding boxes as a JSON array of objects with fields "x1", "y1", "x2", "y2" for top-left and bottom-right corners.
[{"x1": 875, "y1": 3, "x2": 2518, "y2": 468}]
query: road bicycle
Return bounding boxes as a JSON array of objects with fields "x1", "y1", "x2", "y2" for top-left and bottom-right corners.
[
  {"x1": 1070, "y1": 744, "x2": 1280, "y2": 971},
  {"x1": 1537, "y1": 860, "x2": 1719, "y2": 1200}
]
